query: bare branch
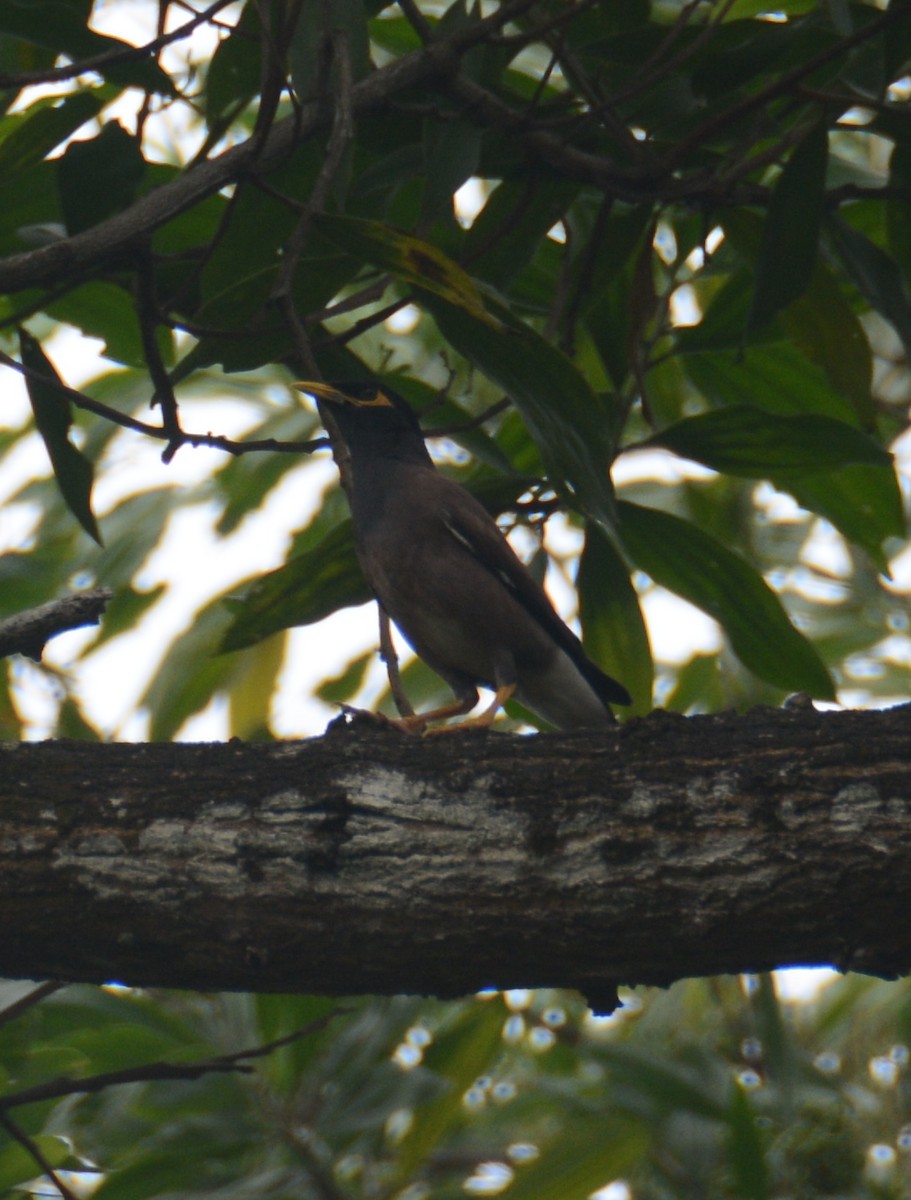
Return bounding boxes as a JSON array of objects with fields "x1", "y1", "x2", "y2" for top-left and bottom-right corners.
[
  {"x1": 0, "y1": 1111, "x2": 78, "y2": 1200},
  {"x1": 0, "y1": 1008, "x2": 346, "y2": 1113},
  {"x1": 0, "y1": 0, "x2": 541, "y2": 296},
  {"x1": 0, "y1": 590, "x2": 113, "y2": 662},
  {"x1": 0, "y1": 981, "x2": 68, "y2": 1029},
  {"x1": 0, "y1": 0, "x2": 236, "y2": 90},
  {"x1": 0, "y1": 349, "x2": 325, "y2": 457}
]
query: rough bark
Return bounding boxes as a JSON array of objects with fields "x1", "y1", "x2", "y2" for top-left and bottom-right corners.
[{"x1": 2, "y1": 704, "x2": 910, "y2": 1009}]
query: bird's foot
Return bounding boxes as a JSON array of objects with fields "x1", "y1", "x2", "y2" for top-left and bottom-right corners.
[
  {"x1": 422, "y1": 683, "x2": 516, "y2": 735},
  {"x1": 338, "y1": 704, "x2": 428, "y2": 735}
]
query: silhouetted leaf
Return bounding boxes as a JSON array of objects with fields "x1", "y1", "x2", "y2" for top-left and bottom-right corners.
[
  {"x1": 748, "y1": 122, "x2": 828, "y2": 333},
  {"x1": 20, "y1": 329, "x2": 101, "y2": 544}
]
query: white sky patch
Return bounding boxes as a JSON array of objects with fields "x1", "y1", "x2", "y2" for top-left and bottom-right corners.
[{"x1": 454, "y1": 178, "x2": 488, "y2": 226}]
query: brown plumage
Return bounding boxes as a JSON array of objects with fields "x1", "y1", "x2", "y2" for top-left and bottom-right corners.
[{"x1": 298, "y1": 380, "x2": 631, "y2": 731}]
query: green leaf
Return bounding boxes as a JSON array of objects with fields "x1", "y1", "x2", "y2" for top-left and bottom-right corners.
[
  {"x1": 220, "y1": 518, "x2": 371, "y2": 652},
  {"x1": 205, "y1": 1, "x2": 262, "y2": 121},
  {"x1": 395, "y1": 997, "x2": 509, "y2": 1182},
  {"x1": 228, "y1": 633, "x2": 286, "y2": 739},
  {"x1": 428, "y1": 294, "x2": 619, "y2": 526},
  {"x1": 422, "y1": 118, "x2": 483, "y2": 217},
  {"x1": 0, "y1": 90, "x2": 103, "y2": 177},
  {"x1": 141, "y1": 596, "x2": 257, "y2": 741},
  {"x1": 0, "y1": 2, "x2": 172, "y2": 92},
  {"x1": 92, "y1": 1153, "x2": 203, "y2": 1200},
  {"x1": 748, "y1": 122, "x2": 828, "y2": 332},
  {"x1": 46, "y1": 281, "x2": 166, "y2": 368},
  {"x1": 647, "y1": 406, "x2": 890, "y2": 475},
  {"x1": 649, "y1": 407, "x2": 903, "y2": 565},
  {"x1": 727, "y1": 1084, "x2": 770, "y2": 1200},
  {"x1": 578, "y1": 523, "x2": 653, "y2": 714},
  {"x1": 682, "y1": 339, "x2": 862, "y2": 426},
  {"x1": 784, "y1": 462, "x2": 904, "y2": 571},
  {"x1": 288, "y1": 0, "x2": 370, "y2": 102},
  {"x1": 315, "y1": 211, "x2": 501, "y2": 328},
  {"x1": 0, "y1": 1135, "x2": 73, "y2": 1191},
  {"x1": 505, "y1": 1121, "x2": 648, "y2": 1200},
  {"x1": 20, "y1": 328, "x2": 101, "y2": 544},
  {"x1": 826, "y1": 213, "x2": 911, "y2": 361},
  {"x1": 602, "y1": 1041, "x2": 729, "y2": 1118},
  {"x1": 90, "y1": 585, "x2": 166, "y2": 648},
  {"x1": 617, "y1": 500, "x2": 835, "y2": 698},
  {"x1": 462, "y1": 177, "x2": 578, "y2": 291},
  {"x1": 57, "y1": 121, "x2": 146, "y2": 234}
]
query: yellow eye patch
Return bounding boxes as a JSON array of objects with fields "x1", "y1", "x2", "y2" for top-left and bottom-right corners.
[{"x1": 357, "y1": 389, "x2": 394, "y2": 408}]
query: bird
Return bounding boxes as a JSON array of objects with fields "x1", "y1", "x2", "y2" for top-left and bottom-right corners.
[{"x1": 296, "y1": 379, "x2": 631, "y2": 732}]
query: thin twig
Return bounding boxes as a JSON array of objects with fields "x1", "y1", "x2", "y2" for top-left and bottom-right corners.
[
  {"x1": 316, "y1": 297, "x2": 410, "y2": 349},
  {"x1": 424, "y1": 397, "x2": 511, "y2": 438},
  {"x1": 0, "y1": 1111, "x2": 78, "y2": 1200},
  {"x1": 272, "y1": 29, "x2": 356, "y2": 377},
  {"x1": 398, "y1": 0, "x2": 434, "y2": 43},
  {"x1": 558, "y1": 195, "x2": 613, "y2": 357},
  {"x1": 0, "y1": 1007, "x2": 348, "y2": 1113},
  {"x1": 0, "y1": 0, "x2": 235, "y2": 90},
  {"x1": 136, "y1": 249, "x2": 183, "y2": 461},
  {"x1": 0, "y1": 981, "x2": 67, "y2": 1029},
  {"x1": 0, "y1": 349, "x2": 325, "y2": 457},
  {"x1": 660, "y1": 1, "x2": 911, "y2": 173}
]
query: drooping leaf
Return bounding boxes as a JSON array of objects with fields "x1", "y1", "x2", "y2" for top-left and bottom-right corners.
[
  {"x1": 646, "y1": 406, "x2": 901, "y2": 564},
  {"x1": 0, "y1": 90, "x2": 103, "y2": 178},
  {"x1": 394, "y1": 997, "x2": 509, "y2": 1183},
  {"x1": 57, "y1": 121, "x2": 146, "y2": 234},
  {"x1": 647, "y1": 406, "x2": 890, "y2": 475},
  {"x1": 785, "y1": 462, "x2": 904, "y2": 571},
  {"x1": 20, "y1": 328, "x2": 101, "y2": 544},
  {"x1": 288, "y1": 0, "x2": 370, "y2": 103},
  {"x1": 727, "y1": 1084, "x2": 771, "y2": 1200},
  {"x1": 422, "y1": 118, "x2": 483, "y2": 218},
  {"x1": 220, "y1": 518, "x2": 370, "y2": 653},
  {"x1": 617, "y1": 500, "x2": 835, "y2": 698},
  {"x1": 315, "y1": 211, "x2": 501, "y2": 327},
  {"x1": 747, "y1": 122, "x2": 828, "y2": 333},
  {"x1": 826, "y1": 213, "x2": 911, "y2": 361},
  {"x1": 578, "y1": 522, "x2": 653, "y2": 714},
  {"x1": 504, "y1": 1121, "x2": 649, "y2": 1200},
  {"x1": 428, "y1": 294, "x2": 620, "y2": 526},
  {"x1": 682, "y1": 338, "x2": 863, "y2": 426}
]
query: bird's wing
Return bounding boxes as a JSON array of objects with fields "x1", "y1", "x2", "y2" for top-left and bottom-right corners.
[{"x1": 438, "y1": 485, "x2": 631, "y2": 707}]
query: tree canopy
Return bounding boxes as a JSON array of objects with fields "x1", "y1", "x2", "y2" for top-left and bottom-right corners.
[{"x1": 2, "y1": 0, "x2": 911, "y2": 1197}]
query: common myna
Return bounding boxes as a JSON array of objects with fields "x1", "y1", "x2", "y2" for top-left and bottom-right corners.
[{"x1": 298, "y1": 380, "x2": 631, "y2": 732}]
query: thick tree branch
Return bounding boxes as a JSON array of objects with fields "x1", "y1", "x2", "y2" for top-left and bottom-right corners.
[{"x1": 2, "y1": 705, "x2": 911, "y2": 1010}]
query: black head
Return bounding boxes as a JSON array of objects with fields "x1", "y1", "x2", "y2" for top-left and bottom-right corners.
[{"x1": 295, "y1": 379, "x2": 429, "y2": 462}]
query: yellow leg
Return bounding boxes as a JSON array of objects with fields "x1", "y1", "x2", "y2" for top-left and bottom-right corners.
[
  {"x1": 340, "y1": 695, "x2": 476, "y2": 735},
  {"x1": 424, "y1": 683, "x2": 516, "y2": 735}
]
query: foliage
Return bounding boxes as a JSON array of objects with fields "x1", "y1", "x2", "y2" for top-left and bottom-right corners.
[
  {"x1": 3, "y1": 974, "x2": 911, "y2": 1199},
  {"x1": 1, "y1": 0, "x2": 910, "y2": 738},
  {"x1": 1, "y1": 1, "x2": 911, "y2": 1196}
]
